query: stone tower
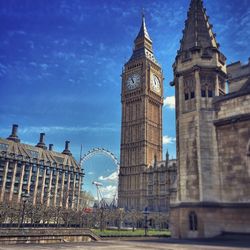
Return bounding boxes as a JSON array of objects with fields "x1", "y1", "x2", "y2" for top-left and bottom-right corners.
[
  {"x1": 170, "y1": 0, "x2": 227, "y2": 237},
  {"x1": 118, "y1": 15, "x2": 163, "y2": 210}
]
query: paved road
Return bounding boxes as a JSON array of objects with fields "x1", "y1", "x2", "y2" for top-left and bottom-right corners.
[{"x1": 1, "y1": 238, "x2": 250, "y2": 250}]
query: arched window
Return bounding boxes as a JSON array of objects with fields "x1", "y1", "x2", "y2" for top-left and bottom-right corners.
[
  {"x1": 208, "y1": 87, "x2": 213, "y2": 97},
  {"x1": 184, "y1": 82, "x2": 189, "y2": 100},
  {"x1": 189, "y1": 211, "x2": 198, "y2": 231},
  {"x1": 201, "y1": 85, "x2": 206, "y2": 97}
]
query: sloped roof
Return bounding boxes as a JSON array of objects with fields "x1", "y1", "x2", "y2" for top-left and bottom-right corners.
[{"x1": 0, "y1": 138, "x2": 80, "y2": 171}]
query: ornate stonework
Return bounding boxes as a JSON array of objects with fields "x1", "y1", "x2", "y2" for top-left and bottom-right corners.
[
  {"x1": 118, "y1": 15, "x2": 164, "y2": 211},
  {"x1": 170, "y1": 0, "x2": 250, "y2": 238}
]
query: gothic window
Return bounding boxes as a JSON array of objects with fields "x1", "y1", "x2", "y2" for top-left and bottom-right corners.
[
  {"x1": 189, "y1": 79, "x2": 195, "y2": 99},
  {"x1": 201, "y1": 88, "x2": 206, "y2": 97},
  {"x1": 184, "y1": 77, "x2": 195, "y2": 101},
  {"x1": 160, "y1": 172, "x2": 165, "y2": 183},
  {"x1": 189, "y1": 211, "x2": 198, "y2": 231},
  {"x1": 201, "y1": 75, "x2": 215, "y2": 98},
  {"x1": 207, "y1": 85, "x2": 213, "y2": 97},
  {"x1": 184, "y1": 79, "x2": 189, "y2": 100},
  {"x1": 208, "y1": 83, "x2": 213, "y2": 97}
]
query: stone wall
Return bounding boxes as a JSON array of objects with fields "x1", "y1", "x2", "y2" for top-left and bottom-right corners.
[
  {"x1": 170, "y1": 204, "x2": 250, "y2": 238},
  {"x1": 227, "y1": 59, "x2": 250, "y2": 93},
  {"x1": 214, "y1": 94, "x2": 250, "y2": 202},
  {"x1": 215, "y1": 94, "x2": 250, "y2": 120},
  {"x1": 0, "y1": 228, "x2": 100, "y2": 245}
]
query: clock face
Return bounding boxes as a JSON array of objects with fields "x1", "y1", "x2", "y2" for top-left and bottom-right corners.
[
  {"x1": 126, "y1": 73, "x2": 140, "y2": 90},
  {"x1": 151, "y1": 74, "x2": 161, "y2": 93}
]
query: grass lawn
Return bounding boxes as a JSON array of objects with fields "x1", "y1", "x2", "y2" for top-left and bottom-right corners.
[{"x1": 92, "y1": 229, "x2": 171, "y2": 237}]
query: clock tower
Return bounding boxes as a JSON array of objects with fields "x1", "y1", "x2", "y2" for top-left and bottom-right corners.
[{"x1": 118, "y1": 15, "x2": 163, "y2": 210}]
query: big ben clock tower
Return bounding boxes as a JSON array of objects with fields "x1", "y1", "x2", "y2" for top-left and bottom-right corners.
[{"x1": 118, "y1": 14, "x2": 163, "y2": 210}]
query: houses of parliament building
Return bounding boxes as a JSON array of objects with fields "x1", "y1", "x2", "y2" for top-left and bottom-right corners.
[
  {"x1": 118, "y1": 0, "x2": 250, "y2": 238},
  {"x1": 0, "y1": 124, "x2": 83, "y2": 210}
]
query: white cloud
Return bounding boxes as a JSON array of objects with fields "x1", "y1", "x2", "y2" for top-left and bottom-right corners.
[
  {"x1": 164, "y1": 96, "x2": 175, "y2": 109},
  {"x1": 99, "y1": 171, "x2": 118, "y2": 182},
  {"x1": 100, "y1": 185, "x2": 117, "y2": 199},
  {"x1": 163, "y1": 135, "x2": 176, "y2": 145},
  {"x1": 14, "y1": 125, "x2": 118, "y2": 134},
  {"x1": 40, "y1": 63, "x2": 49, "y2": 70}
]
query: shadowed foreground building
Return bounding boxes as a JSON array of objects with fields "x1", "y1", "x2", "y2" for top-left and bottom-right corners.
[
  {"x1": 170, "y1": 0, "x2": 250, "y2": 238},
  {"x1": 0, "y1": 124, "x2": 84, "y2": 210}
]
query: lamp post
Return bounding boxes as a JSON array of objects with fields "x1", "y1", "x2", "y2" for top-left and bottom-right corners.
[
  {"x1": 143, "y1": 207, "x2": 150, "y2": 237},
  {"x1": 19, "y1": 192, "x2": 30, "y2": 228}
]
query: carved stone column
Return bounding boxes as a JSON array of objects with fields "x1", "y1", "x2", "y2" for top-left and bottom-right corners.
[
  {"x1": 0, "y1": 160, "x2": 9, "y2": 202},
  {"x1": 27, "y1": 164, "x2": 33, "y2": 194},
  {"x1": 60, "y1": 170, "x2": 65, "y2": 207},
  {"x1": 71, "y1": 173, "x2": 76, "y2": 209},
  {"x1": 17, "y1": 163, "x2": 25, "y2": 203},
  {"x1": 9, "y1": 161, "x2": 17, "y2": 202},
  {"x1": 53, "y1": 169, "x2": 59, "y2": 207},
  {"x1": 40, "y1": 166, "x2": 46, "y2": 204},
  {"x1": 33, "y1": 166, "x2": 40, "y2": 205},
  {"x1": 65, "y1": 171, "x2": 71, "y2": 209},
  {"x1": 46, "y1": 168, "x2": 53, "y2": 207}
]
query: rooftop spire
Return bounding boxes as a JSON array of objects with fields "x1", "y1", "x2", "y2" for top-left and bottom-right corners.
[
  {"x1": 179, "y1": 0, "x2": 218, "y2": 52},
  {"x1": 134, "y1": 11, "x2": 152, "y2": 43},
  {"x1": 128, "y1": 13, "x2": 158, "y2": 64}
]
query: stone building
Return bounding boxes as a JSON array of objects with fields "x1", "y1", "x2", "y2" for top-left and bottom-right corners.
[
  {"x1": 170, "y1": 0, "x2": 250, "y2": 238},
  {"x1": 0, "y1": 124, "x2": 84, "y2": 210},
  {"x1": 118, "y1": 14, "x2": 165, "y2": 211},
  {"x1": 144, "y1": 153, "x2": 177, "y2": 213}
]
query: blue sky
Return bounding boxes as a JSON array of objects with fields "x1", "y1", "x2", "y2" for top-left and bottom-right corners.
[{"x1": 0, "y1": 0, "x2": 249, "y2": 198}]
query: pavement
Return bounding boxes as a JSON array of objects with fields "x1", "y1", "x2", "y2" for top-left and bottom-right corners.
[{"x1": 0, "y1": 237, "x2": 250, "y2": 250}]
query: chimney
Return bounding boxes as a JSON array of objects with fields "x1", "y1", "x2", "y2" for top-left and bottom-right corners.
[
  {"x1": 7, "y1": 124, "x2": 20, "y2": 143},
  {"x1": 36, "y1": 133, "x2": 47, "y2": 150},
  {"x1": 49, "y1": 144, "x2": 54, "y2": 151},
  {"x1": 62, "y1": 140, "x2": 72, "y2": 156}
]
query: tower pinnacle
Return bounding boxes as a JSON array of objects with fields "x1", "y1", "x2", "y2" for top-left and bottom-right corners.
[
  {"x1": 134, "y1": 12, "x2": 152, "y2": 43},
  {"x1": 179, "y1": 0, "x2": 218, "y2": 53},
  {"x1": 128, "y1": 13, "x2": 158, "y2": 64}
]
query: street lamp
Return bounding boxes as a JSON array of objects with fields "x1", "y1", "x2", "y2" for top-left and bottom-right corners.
[
  {"x1": 19, "y1": 191, "x2": 30, "y2": 228},
  {"x1": 143, "y1": 207, "x2": 150, "y2": 237}
]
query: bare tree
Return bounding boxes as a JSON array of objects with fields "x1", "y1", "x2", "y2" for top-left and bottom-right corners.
[{"x1": 125, "y1": 209, "x2": 143, "y2": 231}]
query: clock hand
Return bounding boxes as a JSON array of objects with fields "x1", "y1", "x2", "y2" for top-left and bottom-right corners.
[{"x1": 131, "y1": 78, "x2": 134, "y2": 84}]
